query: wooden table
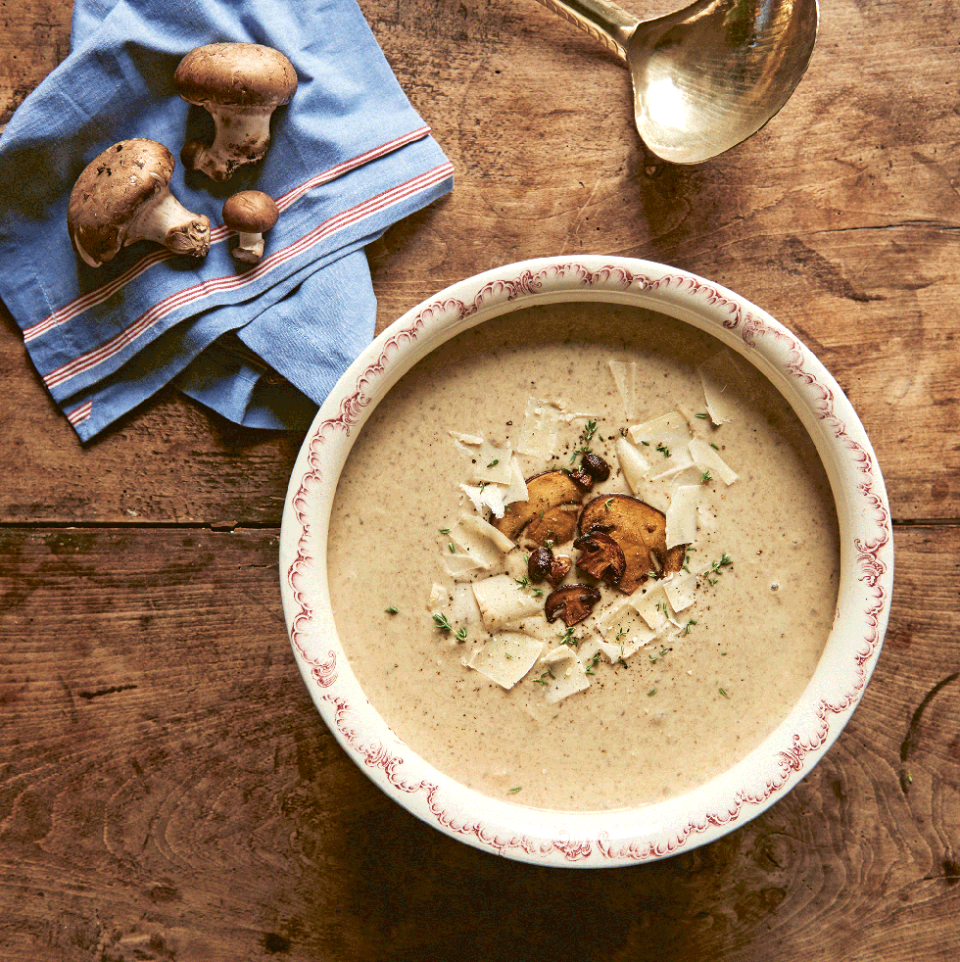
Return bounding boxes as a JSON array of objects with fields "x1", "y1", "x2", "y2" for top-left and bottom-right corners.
[{"x1": 2, "y1": 1, "x2": 958, "y2": 959}]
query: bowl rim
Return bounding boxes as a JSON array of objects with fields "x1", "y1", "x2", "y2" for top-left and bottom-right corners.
[{"x1": 279, "y1": 255, "x2": 894, "y2": 867}]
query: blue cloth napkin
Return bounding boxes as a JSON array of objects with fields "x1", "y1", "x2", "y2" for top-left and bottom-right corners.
[{"x1": 0, "y1": 0, "x2": 453, "y2": 439}]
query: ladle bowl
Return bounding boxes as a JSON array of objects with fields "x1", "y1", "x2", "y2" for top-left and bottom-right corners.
[{"x1": 535, "y1": 0, "x2": 820, "y2": 163}]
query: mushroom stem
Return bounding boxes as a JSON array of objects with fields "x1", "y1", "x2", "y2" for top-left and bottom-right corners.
[
  {"x1": 125, "y1": 187, "x2": 211, "y2": 259},
  {"x1": 184, "y1": 105, "x2": 275, "y2": 182},
  {"x1": 236, "y1": 231, "x2": 265, "y2": 259}
]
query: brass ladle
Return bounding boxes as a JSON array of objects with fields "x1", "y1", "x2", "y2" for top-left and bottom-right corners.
[{"x1": 534, "y1": 0, "x2": 820, "y2": 164}]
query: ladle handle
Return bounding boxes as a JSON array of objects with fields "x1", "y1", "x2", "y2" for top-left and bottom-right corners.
[{"x1": 533, "y1": 0, "x2": 640, "y2": 60}]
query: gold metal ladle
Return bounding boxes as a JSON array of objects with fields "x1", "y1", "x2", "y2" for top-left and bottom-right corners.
[{"x1": 534, "y1": 0, "x2": 820, "y2": 164}]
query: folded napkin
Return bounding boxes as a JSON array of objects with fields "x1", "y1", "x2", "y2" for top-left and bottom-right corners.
[{"x1": 0, "y1": 0, "x2": 453, "y2": 439}]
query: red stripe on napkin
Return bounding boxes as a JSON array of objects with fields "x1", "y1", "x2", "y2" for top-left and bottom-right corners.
[
  {"x1": 25, "y1": 126, "x2": 432, "y2": 344},
  {"x1": 42, "y1": 161, "x2": 454, "y2": 391}
]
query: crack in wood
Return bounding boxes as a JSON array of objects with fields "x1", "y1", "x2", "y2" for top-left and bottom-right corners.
[
  {"x1": 922, "y1": 858, "x2": 960, "y2": 885},
  {"x1": 813, "y1": 221, "x2": 960, "y2": 235},
  {"x1": 77, "y1": 684, "x2": 139, "y2": 701}
]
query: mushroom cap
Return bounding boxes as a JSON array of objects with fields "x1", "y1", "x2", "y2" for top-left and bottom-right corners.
[
  {"x1": 67, "y1": 139, "x2": 176, "y2": 264},
  {"x1": 174, "y1": 43, "x2": 298, "y2": 109},
  {"x1": 222, "y1": 190, "x2": 279, "y2": 233}
]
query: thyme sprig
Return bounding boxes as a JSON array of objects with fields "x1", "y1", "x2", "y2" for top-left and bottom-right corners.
[{"x1": 569, "y1": 419, "x2": 599, "y2": 463}]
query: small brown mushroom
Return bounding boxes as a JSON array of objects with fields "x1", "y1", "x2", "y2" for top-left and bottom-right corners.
[
  {"x1": 568, "y1": 467, "x2": 594, "y2": 492},
  {"x1": 577, "y1": 494, "x2": 686, "y2": 594},
  {"x1": 547, "y1": 554, "x2": 572, "y2": 587},
  {"x1": 580, "y1": 453, "x2": 611, "y2": 482},
  {"x1": 544, "y1": 584, "x2": 602, "y2": 627},
  {"x1": 574, "y1": 528, "x2": 626, "y2": 586},
  {"x1": 528, "y1": 546, "x2": 572, "y2": 588},
  {"x1": 222, "y1": 190, "x2": 279, "y2": 264},
  {"x1": 493, "y1": 470, "x2": 585, "y2": 547},
  {"x1": 527, "y1": 547, "x2": 553, "y2": 583},
  {"x1": 175, "y1": 43, "x2": 298, "y2": 181},
  {"x1": 67, "y1": 139, "x2": 210, "y2": 267}
]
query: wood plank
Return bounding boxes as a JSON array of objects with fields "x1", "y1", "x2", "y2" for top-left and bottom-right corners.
[
  {"x1": 0, "y1": 310, "x2": 307, "y2": 524},
  {"x1": 1, "y1": 524, "x2": 957, "y2": 961},
  {"x1": 1, "y1": 0, "x2": 957, "y2": 524},
  {"x1": 0, "y1": 0, "x2": 72, "y2": 126}
]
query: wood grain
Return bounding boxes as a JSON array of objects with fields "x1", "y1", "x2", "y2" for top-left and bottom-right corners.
[
  {"x1": 0, "y1": 0, "x2": 72, "y2": 126},
  {"x1": 1, "y1": 0, "x2": 958, "y2": 960}
]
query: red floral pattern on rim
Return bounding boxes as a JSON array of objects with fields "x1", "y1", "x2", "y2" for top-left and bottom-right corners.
[{"x1": 282, "y1": 259, "x2": 891, "y2": 865}]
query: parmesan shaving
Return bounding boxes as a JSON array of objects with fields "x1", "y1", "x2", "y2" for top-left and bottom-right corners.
[
  {"x1": 698, "y1": 351, "x2": 748, "y2": 425},
  {"x1": 449, "y1": 583, "x2": 483, "y2": 626},
  {"x1": 594, "y1": 596, "x2": 657, "y2": 657},
  {"x1": 472, "y1": 574, "x2": 543, "y2": 631},
  {"x1": 608, "y1": 360, "x2": 640, "y2": 419},
  {"x1": 500, "y1": 457, "x2": 529, "y2": 509},
  {"x1": 442, "y1": 550, "x2": 486, "y2": 580},
  {"x1": 615, "y1": 436, "x2": 650, "y2": 492},
  {"x1": 452, "y1": 512, "x2": 514, "y2": 560},
  {"x1": 627, "y1": 464, "x2": 703, "y2": 514},
  {"x1": 662, "y1": 571, "x2": 698, "y2": 613},
  {"x1": 541, "y1": 646, "x2": 591, "y2": 703},
  {"x1": 698, "y1": 503, "x2": 719, "y2": 532},
  {"x1": 578, "y1": 636, "x2": 625, "y2": 665},
  {"x1": 456, "y1": 437, "x2": 529, "y2": 519},
  {"x1": 429, "y1": 583, "x2": 483, "y2": 633},
  {"x1": 468, "y1": 632, "x2": 543, "y2": 689},
  {"x1": 629, "y1": 411, "x2": 694, "y2": 476},
  {"x1": 517, "y1": 397, "x2": 562, "y2": 459},
  {"x1": 428, "y1": 583, "x2": 449, "y2": 611},
  {"x1": 460, "y1": 481, "x2": 508, "y2": 518},
  {"x1": 689, "y1": 437, "x2": 738, "y2": 485},
  {"x1": 666, "y1": 484, "x2": 700, "y2": 548},
  {"x1": 631, "y1": 582, "x2": 672, "y2": 632}
]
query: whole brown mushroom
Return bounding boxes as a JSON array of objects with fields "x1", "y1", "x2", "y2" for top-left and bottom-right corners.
[
  {"x1": 175, "y1": 42, "x2": 298, "y2": 182},
  {"x1": 222, "y1": 190, "x2": 279, "y2": 264},
  {"x1": 67, "y1": 139, "x2": 210, "y2": 267}
]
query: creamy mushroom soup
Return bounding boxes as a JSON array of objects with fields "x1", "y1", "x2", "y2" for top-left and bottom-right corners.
[{"x1": 327, "y1": 302, "x2": 840, "y2": 811}]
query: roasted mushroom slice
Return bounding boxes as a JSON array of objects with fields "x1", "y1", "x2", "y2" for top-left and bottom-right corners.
[
  {"x1": 577, "y1": 494, "x2": 686, "y2": 594},
  {"x1": 574, "y1": 529, "x2": 626, "y2": 586},
  {"x1": 493, "y1": 470, "x2": 584, "y2": 547},
  {"x1": 544, "y1": 584, "x2": 602, "y2": 627},
  {"x1": 528, "y1": 546, "x2": 572, "y2": 588}
]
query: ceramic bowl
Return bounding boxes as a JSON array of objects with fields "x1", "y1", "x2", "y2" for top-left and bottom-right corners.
[{"x1": 279, "y1": 256, "x2": 893, "y2": 867}]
